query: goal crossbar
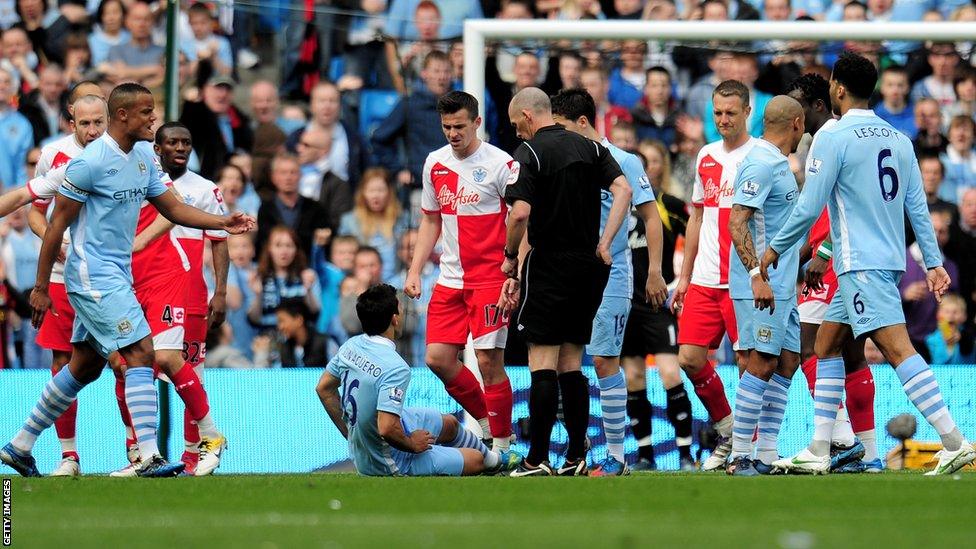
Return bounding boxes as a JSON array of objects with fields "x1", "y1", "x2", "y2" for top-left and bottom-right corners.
[{"x1": 463, "y1": 20, "x2": 976, "y2": 130}]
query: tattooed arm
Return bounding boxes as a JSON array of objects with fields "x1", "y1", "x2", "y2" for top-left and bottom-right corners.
[{"x1": 729, "y1": 204, "x2": 775, "y2": 313}]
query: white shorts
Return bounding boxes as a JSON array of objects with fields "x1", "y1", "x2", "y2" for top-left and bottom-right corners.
[
  {"x1": 798, "y1": 300, "x2": 829, "y2": 325},
  {"x1": 152, "y1": 325, "x2": 185, "y2": 351}
]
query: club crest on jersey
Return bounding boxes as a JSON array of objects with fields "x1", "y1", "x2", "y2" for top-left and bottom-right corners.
[
  {"x1": 117, "y1": 319, "x2": 133, "y2": 337},
  {"x1": 742, "y1": 180, "x2": 759, "y2": 197},
  {"x1": 472, "y1": 167, "x2": 488, "y2": 183},
  {"x1": 808, "y1": 159, "x2": 822, "y2": 175},
  {"x1": 389, "y1": 387, "x2": 404, "y2": 404},
  {"x1": 757, "y1": 326, "x2": 772, "y2": 344}
]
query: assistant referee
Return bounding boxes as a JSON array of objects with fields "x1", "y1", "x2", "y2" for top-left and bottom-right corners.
[{"x1": 500, "y1": 87, "x2": 632, "y2": 477}]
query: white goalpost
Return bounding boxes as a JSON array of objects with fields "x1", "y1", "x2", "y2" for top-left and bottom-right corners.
[{"x1": 463, "y1": 20, "x2": 976, "y2": 130}]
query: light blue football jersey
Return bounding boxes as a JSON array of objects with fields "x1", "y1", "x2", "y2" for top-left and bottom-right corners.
[
  {"x1": 770, "y1": 109, "x2": 942, "y2": 274},
  {"x1": 600, "y1": 139, "x2": 656, "y2": 299},
  {"x1": 59, "y1": 134, "x2": 169, "y2": 297},
  {"x1": 730, "y1": 139, "x2": 800, "y2": 301},
  {"x1": 326, "y1": 334, "x2": 411, "y2": 476}
]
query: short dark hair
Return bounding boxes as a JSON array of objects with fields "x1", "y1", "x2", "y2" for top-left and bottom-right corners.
[
  {"x1": 646, "y1": 65, "x2": 672, "y2": 82},
  {"x1": 187, "y1": 1, "x2": 214, "y2": 18},
  {"x1": 437, "y1": 90, "x2": 479, "y2": 120},
  {"x1": 108, "y1": 82, "x2": 152, "y2": 119},
  {"x1": 786, "y1": 73, "x2": 830, "y2": 109},
  {"x1": 832, "y1": 52, "x2": 877, "y2": 100},
  {"x1": 155, "y1": 121, "x2": 190, "y2": 144},
  {"x1": 550, "y1": 87, "x2": 597, "y2": 128},
  {"x1": 95, "y1": 0, "x2": 126, "y2": 26},
  {"x1": 713, "y1": 79, "x2": 750, "y2": 107},
  {"x1": 277, "y1": 298, "x2": 311, "y2": 322},
  {"x1": 356, "y1": 245, "x2": 382, "y2": 263},
  {"x1": 356, "y1": 284, "x2": 399, "y2": 336},
  {"x1": 881, "y1": 64, "x2": 908, "y2": 79},
  {"x1": 422, "y1": 50, "x2": 450, "y2": 70},
  {"x1": 917, "y1": 153, "x2": 945, "y2": 177}
]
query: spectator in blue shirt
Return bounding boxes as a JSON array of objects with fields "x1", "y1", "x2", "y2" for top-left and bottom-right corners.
[
  {"x1": 371, "y1": 50, "x2": 451, "y2": 185},
  {"x1": 608, "y1": 39, "x2": 647, "y2": 110},
  {"x1": 181, "y1": 2, "x2": 234, "y2": 77},
  {"x1": 0, "y1": 67, "x2": 32, "y2": 190},
  {"x1": 875, "y1": 65, "x2": 918, "y2": 137},
  {"x1": 88, "y1": 0, "x2": 130, "y2": 66},
  {"x1": 99, "y1": 1, "x2": 164, "y2": 88},
  {"x1": 338, "y1": 168, "x2": 408, "y2": 283},
  {"x1": 940, "y1": 115, "x2": 976, "y2": 203}
]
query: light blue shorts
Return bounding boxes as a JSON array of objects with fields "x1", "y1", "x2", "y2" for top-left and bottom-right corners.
[
  {"x1": 586, "y1": 296, "x2": 632, "y2": 357},
  {"x1": 733, "y1": 298, "x2": 801, "y2": 355},
  {"x1": 825, "y1": 270, "x2": 905, "y2": 339},
  {"x1": 67, "y1": 289, "x2": 151, "y2": 358},
  {"x1": 394, "y1": 407, "x2": 464, "y2": 477}
]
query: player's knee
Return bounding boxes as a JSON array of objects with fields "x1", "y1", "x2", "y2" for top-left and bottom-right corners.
[
  {"x1": 475, "y1": 352, "x2": 505, "y2": 385},
  {"x1": 460, "y1": 448, "x2": 485, "y2": 476},
  {"x1": 813, "y1": 339, "x2": 842, "y2": 360},
  {"x1": 425, "y1": 351, "x2": 457, "y2": 378},
  {"x1": 677, "y1": 353, "x2": 702, "y2": 375},
  {"x1": 593, "y1": 356, "x2": 618, "y2": 378},
  {"x1": 153, "y1": 350, "x2": 184, "y2": 376},
  {"x1": 439, "y1": 414, "x2": 459, "y2": 443}
]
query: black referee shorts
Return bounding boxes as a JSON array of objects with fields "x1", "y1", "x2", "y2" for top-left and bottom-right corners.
[
  {"x1": 621, "y1": 300, "x2": 679, "y2": 357},
  {"x1": 514, "y1": 249, "x2": 609, "y2": 346}
]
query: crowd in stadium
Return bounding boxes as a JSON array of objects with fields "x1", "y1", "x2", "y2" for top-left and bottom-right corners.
[{"x1": 0, "y1": 0, "x2": 971, "y2": 372}]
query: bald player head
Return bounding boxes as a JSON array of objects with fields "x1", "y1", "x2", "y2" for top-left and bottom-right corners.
[
  {"x1": 71, "y1": 95, "x2": 108, "y2": 146},
  {"x1": 508, "y1": 87, "x2": 554, "y2": 141},
  {"x1": 762, "y1": 95, "x2": 805, "y2": 154}
]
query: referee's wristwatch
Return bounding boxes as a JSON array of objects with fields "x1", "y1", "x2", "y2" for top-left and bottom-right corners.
[{"x1": 503, "y1": 248, "x2": 518, "y2": 260}]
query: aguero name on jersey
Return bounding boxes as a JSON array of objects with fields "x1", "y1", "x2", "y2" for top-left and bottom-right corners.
[
  {"x1": 325, "y1": 334, "x2": 411, "y2": 476},
  {"x1": 59, "y1": 134, "x2": 169, "y2": 297},
  {"x1": 770, "y1": 109, "x2": 942, "y2": 273},
  {"x1": 600, "y1": 139, "x2": 656, "y2": 299},
  {"x1": 730, "y1": 139, "x2": 800, "y2": 300}
]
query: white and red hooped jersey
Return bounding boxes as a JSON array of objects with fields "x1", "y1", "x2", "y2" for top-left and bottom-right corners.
[
  {"x1": 171, "y1": 170, "x2": 229, "y2": 315},
  {"x1": 689, "y1": 137, "x2": 758, "y2": 288},
  {"x1": 421, "y1": 141, "x2": 512, "y2": 290},
  {"x1": 29, "y1": 134, "x2": 85, "y2": 285}
]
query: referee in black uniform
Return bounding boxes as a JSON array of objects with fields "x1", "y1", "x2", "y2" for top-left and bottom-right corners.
[{"x1": 500, "y1": 87, "x2": 633, "y2": 477}]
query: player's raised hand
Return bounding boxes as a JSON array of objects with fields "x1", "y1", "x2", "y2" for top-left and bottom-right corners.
[
  {"x1": 671, "y1": 276, "x2": 689, "y2": 314},
  {"x1": 409, "y1": 429, "x2": 435, "y2": 453},
  {"x1": 222, "y1": 211, "x2": 256, "y2": 234},
  {"x1": 403, "y1": 271, "x2": 422, "y2": 299},
  {"x1": 804, "y1": 254, "x2": 828, "y2": 292},
  {"x1": 645, "y1": 270, "x2": 668, "y2": 311},
  {"x1": 751, "y1": 276, "x2": 775, "y2": 314},
  {"x1": 29, "y1": 286, "x2": 55, "y2": 329},
  {"x1": 760, "y1": 248, "x2": 779, "y2": 281},
  {"x1": 926, "y1": 266, "x2": 952, "y2": 303}
]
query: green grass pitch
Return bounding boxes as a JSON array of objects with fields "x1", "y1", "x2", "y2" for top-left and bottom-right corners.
[{"x1": 5, "y1": 472, "x2": 976, "y2": 548}]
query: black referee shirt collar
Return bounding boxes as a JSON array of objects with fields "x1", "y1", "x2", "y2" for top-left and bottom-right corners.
[{"x1": 536, "y1": 124, "x2": 563, "y2": 134}]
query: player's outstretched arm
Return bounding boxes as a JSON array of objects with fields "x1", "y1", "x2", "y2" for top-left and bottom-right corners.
[
  {"x1": 150, "y1": 190, "x2": 255, "y2": 234},
  {"x1": 405, "y1": 212, "x2": 442, "y2": 299},
  {"x1": 598, "y1": 174, "x2": 633, "y2": 265},
  {"x1": 768, "y1": 134, "x2": 840, "y2": 263},
  {"x1": 30, "y1": 195, "x2": 82, "y2": 328},
  {"x1": 0, "y1": 186, "x2": 33, "y2": 218},
  {"x1": 315, "y1": 371, "x2": 349, "y2": 439},
  {"x1": 378, "y1": 411, "x2": 433, "y2": 453},
  {"x1": 636, "y1": 201, "x2": 668, "y2": 309}
]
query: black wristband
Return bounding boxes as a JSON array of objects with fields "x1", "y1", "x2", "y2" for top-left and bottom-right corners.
[{"x1": 504, "y1": 248, "x2": 518, "y2": 260}]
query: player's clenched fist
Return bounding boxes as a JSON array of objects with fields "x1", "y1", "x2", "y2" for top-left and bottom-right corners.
[{"x1": 403, "y1": 272, "x2": 422, "y2": 299}]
